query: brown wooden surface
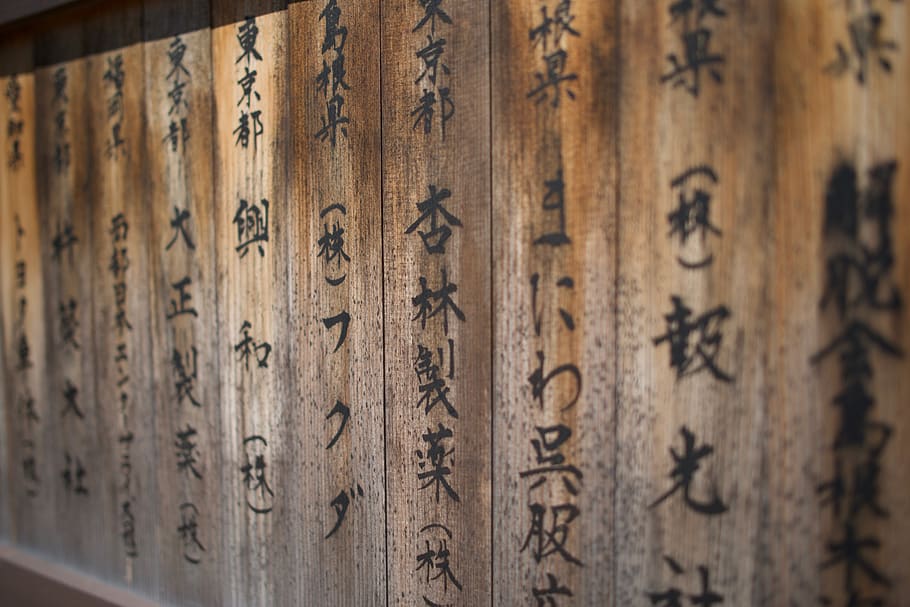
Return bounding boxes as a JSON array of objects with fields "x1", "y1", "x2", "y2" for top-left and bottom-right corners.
[
  {"x1": 0, "y1": 305, "x2": 7, "y2": 545},
  {"x1": 0, "y1": 1, "x2": 908, "y2": 606},
  {"x1": 491, "y1": 1, "x2": 617, "y2": 605},
  {"x1": 615, "y1": 2, "x2": 774, "y2": 604},
  {"x1": 34, "y1": 8, "x2": 101, "y2": 574},
  {"x1": 0, "y1": 1, "x2": 79, "y2": 29},
  {"x1": 34, "y1": 14, "x2": 78, "y2": 565},
  {"x1": 1, "y1": 33, "x2": 50, "y2": 553},
  {"x1": 769, "y1": 2, "x2": 910, "y2": 605},
  {"x1": 0, "y1": 543, "x2": 160, "y2": 607},
  {"x1": 286, "y1": 0, "x2": 385, "y2": 604},
  {"x1": 211, "y1": 2, "x2": 290, "y2": 605},
  {"x1": 142, "y1": 1, "x2": 222, "y2": 604},
  {"x1": 84, "y1": 0, "x2": 160, "y2": 590},
  {"x1": 381, "y1": 0, "x2": 492, "y2": 604}
]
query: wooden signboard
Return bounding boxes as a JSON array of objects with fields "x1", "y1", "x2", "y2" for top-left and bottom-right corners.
[
  {"x1": 211, "y1": 1, "x2": 291, "y2": 604},
  {"x1": 1, "y1": 32, "x2": 50, "y2": 554},
  {"x1": 142, "y1": 0, "x2": 222, "y2": 603},
  {"x1": 615, "y1": 2, "x2": 773, "y2": 604},
  {"x1": 769, "y1": 3, "x2": 910, "y2": 604},
  {"x1": 492, "y1": 1, "x2": 616, "y2": 604},
  {"x1": 287, "y1": 0, "x2": 385, "y2": 604},
  {"x1": 83, "y1": 0, "x2": 160, "y2": 589},
  {"x1": 381, "y1": 1, "x2": 492, "y2": 604},
  {"x1": 0, "y1": 1, "x2": 906, "y2": 606}
]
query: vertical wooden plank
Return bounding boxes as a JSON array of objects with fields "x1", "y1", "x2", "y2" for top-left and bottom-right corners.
[
  {"x1": 492, "y1": 1, "x2": 617, "y2": 605},
  {"x1": 83, "y1": 1, "x2": 160, "y2": 591},
  {"x1": 381, "y1": 0, "x2": 492, "y2": 604},
  {"x1": 0, "y1": 45, "x2": 19, "y2": 547},
  {"x1": 210, "y1": 1, "x2": 290, "y2": 604},
  {"x1": 34, "y1": 13, "x2": 84, "y2": 564},
  {"x1": 0, "y1": 121, "x2": 7, "y2": 535},
  {"x1": 769, "y1": 2, "x2": 910, "y2": 605},
  {"x1": 0, "y1": 60, "x2": 7, "y2": 534},
  {"x1": 32, "y1": 7, "x2": 101, "y2": 573},
  {"x1": 0, "y1": 287, "x2": 7, "y2": 544},
  {"x1": 0, "y1": 34, "x2": 53, "y2": 552},
  {"x1": 141, "y1": 1, "x2": 222, "y2": 604},
  {"x1": 616, "y1": 1, "x2": 774, "y2": 605},
  {"x1": 286, "y1": 1, "x2": 385, "y2": 604}
]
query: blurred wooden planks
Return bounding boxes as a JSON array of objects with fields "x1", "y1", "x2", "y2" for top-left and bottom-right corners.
[
  {"x1": 83, "y1": 0, "x2": 160, "y2": 590},
  {"x1": 1, "y1": 32, "x2": 51, "y2": 554},
  {"x1": 768, "y1": 1, "x2": 910, "y2": 604}
]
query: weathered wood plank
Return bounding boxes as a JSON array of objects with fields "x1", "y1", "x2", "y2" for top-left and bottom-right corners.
[
  {"x1": 210, "y1": 1, "x2": 290, "y2": 604},
  {"x1": 381, "y1": 0, "x2": 492, "y2": 604},
  {"x1": 492, "y1": 1, "x2": 617, "y2": 605},
  {"x1": 0, "y1": 290, "x2": 7, "y2": 544},
  {"x1": 33, "y1": 7, "x2": 101, "y2": 572},
  {"x1": 768, "y1": 2, "x2": 910, "y2": 605},
  {"x1": 34, "y1": 14, "x2": 85, "y2": 564},
  {"x1": 615, "y1": 1, "x2": 774, "y2": 605},
  {"x1": 83, "y1": 1, "x2": 160, "y2": 590},
  {"x1": 141, "y1": 1, "x2": 222, "y2": 604},
  {"x1": 0, "y1": 34, "x2": 51, "y2": 552},
  {"x1": 286, "y1": 0, "x2": 385, "y2": 604}
]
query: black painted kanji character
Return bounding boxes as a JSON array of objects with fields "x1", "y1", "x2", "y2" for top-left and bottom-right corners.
[
  {"x1": 520, "y1": 502, "x2": 583, "y2": 566},
  {"x1": 650, "y1": 425, "x2": 728, "y2": 516},
  {"x1": 519, "y1": 424, "x2": 583, "y2": 494},
  {"x1": 175, "y1": 425, "x2": 202, "y2": 480},
  {"x1": 653, "y1": 295, "x2": 733, "y2": 382},
  {"x1": 411, "y1": 269, "x2": 465, "y2": 336},
  {"x1": 416, "y1": 423, "x2": 459, "y2": 503},
  {"x1": 406, "y1": 184, "x2": 461, "y2": 254}
]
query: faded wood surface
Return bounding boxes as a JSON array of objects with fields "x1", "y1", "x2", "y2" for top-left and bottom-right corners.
[
  {"x1": 33, "y1": 7, "x2": 100, "y2": 572},
  {"x1": 34, "y1": 14, "x2": 78, "y2": 564},
  {"x1": 142, "y1": 1, "x2": 222, "y2": 605},
  {"x1": 615, "y1": 2, "x2": 774, "y2": 605},
  {"x1": 0, "y1": 279, "x2": 6, "y2": 544},
  {"x1": 210, "y1": 1, "x2": 290, "y2": 605},
  {"x1": 769, "y1": 2, "x2": 910, "y2": 605},
  {"x1": 83, "y1": 1, "x2": 160, "y2": 591},
  {"x1": 381, "y1": 0, "x2": 492, "y2": 604},
  {"x1": 1, "y1": 35, "x2": 51, "y2": 553},
  {"x1": 491, "y1": 1, "x2": 617, "y2": 605},
  {"x1": 286, "y1": 0, "x2": 385, "y2": 604},
  {"x1": 0, "y1": 1, "x2": 907, "y2": 607}
]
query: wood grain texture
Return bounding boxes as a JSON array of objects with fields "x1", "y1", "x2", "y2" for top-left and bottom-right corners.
[
  {"x1": 210, "y1": 2, "x2": 290, "y2": 605},
  {"x1": 768, "y1": 2, "x2": 910, "y2": 605},
  {"x1": 286, "y1": 0, "x2": 385, "y2": 604},
  {"x1": 381, "y1": 0, "x2": 492, "y2": 604},
  {"x1": 0, "y1": 1, "x2": 906, "y2": 606},
  {"x1": 142, "y1": 1, "x2": 222, "y2": 605},
  {"x1": 33, "y1": 10, "x2": 102, "y2": 573},
  {"x1": 492, "y1": 1, "x2": 617, "y2": 605},
  {"x1": 83, "y1": 1, "x2": 160, "y2": 590},
  {"x1": 0, "y1": 289, "x2": 7, "y2": 545},
  {"x1": 0, "y1": 34, "x2": 52, "y2": 552},
  {"x1": 34, "y1": 16, "x2": 82, "y2": 564},
  {"x1": 615, "y1": 1, "x2": 774, "y2": 604}
]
